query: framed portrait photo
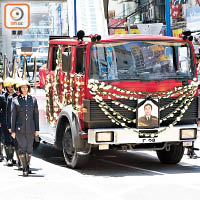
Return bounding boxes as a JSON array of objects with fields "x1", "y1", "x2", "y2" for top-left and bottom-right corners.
[{"x1": 137, "y1": 99, "x2": 159, "y2": 129}]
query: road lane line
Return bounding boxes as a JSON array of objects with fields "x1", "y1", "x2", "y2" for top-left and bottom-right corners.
[{"x1": 99, "y1": 159, "x2": 165, "y2": 175}]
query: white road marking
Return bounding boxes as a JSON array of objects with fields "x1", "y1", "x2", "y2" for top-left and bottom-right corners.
[{"x1": 99, "y1": 159, "x2": 165, "y2": 175}]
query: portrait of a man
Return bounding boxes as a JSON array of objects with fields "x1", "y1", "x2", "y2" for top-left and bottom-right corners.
[{"x1": 137, "y1": 101, "x2": 159, "y2": 128}]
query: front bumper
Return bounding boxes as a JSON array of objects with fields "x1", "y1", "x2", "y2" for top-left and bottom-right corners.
[{"x1": 88, "y1": 124, "x2": 197, "y2": 145}]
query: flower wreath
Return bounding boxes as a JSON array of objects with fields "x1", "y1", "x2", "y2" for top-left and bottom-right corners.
[{"x1": 88, "y1": 78, "x2": 198, "y2": 135}]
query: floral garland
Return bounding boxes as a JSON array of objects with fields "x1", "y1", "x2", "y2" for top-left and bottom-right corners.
[
  {"x1": 71, "y1": 74, "x2": 84, "y2": 114},
  {"x1": 45, "y1": 45, "x2": 69, "y2": 125},
  {"x1": 88, "y1": 78, "x2": 198, "y2": 135},
  {"x1": 45, "y1": 45, "x2": 84, "y2": 125}
]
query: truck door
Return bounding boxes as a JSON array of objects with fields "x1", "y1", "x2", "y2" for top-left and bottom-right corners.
[{"x1": 73, "y1": 46, "x2": 86, "y2": 121}]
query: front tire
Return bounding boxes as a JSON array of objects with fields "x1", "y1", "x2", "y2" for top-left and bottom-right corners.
[
  {"x1": 156, "y1": 143, "x2": 184, "y2": 164},
  {"x1": 62, "y1": 127, "x2": 89, "y2": 168}
]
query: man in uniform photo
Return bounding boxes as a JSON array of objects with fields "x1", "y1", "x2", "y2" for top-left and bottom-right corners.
[{"x1": 138, "y1": 103, "x2": 158, "y2": 127}]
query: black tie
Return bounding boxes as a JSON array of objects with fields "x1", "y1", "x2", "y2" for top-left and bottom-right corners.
[{"x1": 23, "y1": 96, "x2": 26, "y2": 101}]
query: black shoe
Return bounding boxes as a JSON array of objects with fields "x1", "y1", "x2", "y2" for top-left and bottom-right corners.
[
  {"x1": 191, "y1": 152, "x2": 198, "y2": 159},
  {"x1": 23, "y1": 169, "x2": 29, "y2": 177},
  {"x1": 0, "y1": 154, "x2": 3, "y2": 162},
  {"x1": 7, "y1": 159, "x2": 13, "y2": 166},
  {"x1": 188, "y1": 151, "x2": 198, "y2": 159},
  {"x1": 17, "y1": 161, "x2": 22, "y2": 170},
  {"x1": 12, "y1": 159, "x2": 17, "y2": 165},
  {"x1": 27, "y1": 165, "x2": 32, "y2": 174}
]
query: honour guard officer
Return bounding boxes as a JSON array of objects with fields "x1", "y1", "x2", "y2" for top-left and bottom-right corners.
[
  {"x1": 7, "y1": 78, "x2": 23, "y2": 169},
  {"x1": 11, "y1": 80, "x2": 39, "y2": 176},
  {"x1": 0, "y1": 78, "x2": 5, "y2": 161},
  {"x1": 2, "y1": 77, "x2": 18, "y2": 166}
]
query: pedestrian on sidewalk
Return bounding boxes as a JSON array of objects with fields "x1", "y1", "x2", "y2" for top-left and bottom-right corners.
[{"x1": 11, "y1": 79, "x2": 39, "y2": 176}]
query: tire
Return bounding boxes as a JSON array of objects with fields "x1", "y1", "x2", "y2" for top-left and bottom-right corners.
[
  {"x1": 62, "y1": 127, "x2": 89, "y2": 168},
  {"x1": 156, "y1": 143, "x2": 184, "y2": 164}
]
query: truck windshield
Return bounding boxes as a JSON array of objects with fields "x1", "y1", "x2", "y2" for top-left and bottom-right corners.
[{"x1": 89, "y1": 41, "x2": 195, "y2": 81}]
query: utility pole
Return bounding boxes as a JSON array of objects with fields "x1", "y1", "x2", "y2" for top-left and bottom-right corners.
[{"x1": 165, "y1": 0, "x2": 171, "y2": 36}]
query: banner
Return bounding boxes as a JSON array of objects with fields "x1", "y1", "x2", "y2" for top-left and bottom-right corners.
[
  {"x1": 137, "y1": 23, "x2": 163, "y2": 35},
  {"x1": 68, "y1": 0, "x2": 108, "y2": 36},
  {"x1": 186, "y1": 6, "x2": 200, "y2": 31}
]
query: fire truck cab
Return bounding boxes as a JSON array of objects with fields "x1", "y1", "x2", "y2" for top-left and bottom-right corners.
[{"x1": 38, "y1": 31, "x2": 199, "y2": 168}]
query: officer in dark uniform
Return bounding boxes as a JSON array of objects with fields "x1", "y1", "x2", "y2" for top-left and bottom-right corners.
[
  {"x1": 0, "y1": 78, "x2": 5, "y2": 162},
  {"x1": 2, "y1": 77, "x2": 17, "y2": 166},
  {"x1": 7, "y1": 78, "x2": 22, "y2": 169},
  {"x1": 11, "y1": 80, "x2": 39, "y2": 176}
]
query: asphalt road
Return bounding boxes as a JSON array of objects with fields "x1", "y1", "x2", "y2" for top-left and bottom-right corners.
[{"x1": 0, "y1": 140, "x2": 200, "y2": 200}]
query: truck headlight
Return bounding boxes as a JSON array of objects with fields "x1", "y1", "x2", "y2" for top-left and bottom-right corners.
[
  {"x1": 96, "y1": 131, "x2": 114, "y2": 142},
  {"x1": 180, "y1": 128, "x2": 197, "y2": 140}
]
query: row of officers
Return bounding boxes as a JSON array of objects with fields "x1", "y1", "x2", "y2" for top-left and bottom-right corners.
[{"x1": 0, "y1": 77, "x2": 39, "y2": 177}]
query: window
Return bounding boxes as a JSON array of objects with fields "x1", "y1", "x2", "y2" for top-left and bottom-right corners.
[
  {"x1": 62, "y1": 46, "x2": 72, "y2": 73},
  {"x1": 75, "y1": 47, "x2": 86, "y2": 73},
  {"x1": 89, "y1": 41, "x2": 195, "y2": 81},
  {"x1": 51, "y1": 46, "x2": 58, "y2": 71}
]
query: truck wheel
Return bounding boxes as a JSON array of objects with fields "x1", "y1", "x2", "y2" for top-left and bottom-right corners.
[
  {"x1": 62, "y1": 127, "x2": 89, "y2": 168},
  {"x1": 156, "y1": 143, "x2": 184, "y2": 164}
]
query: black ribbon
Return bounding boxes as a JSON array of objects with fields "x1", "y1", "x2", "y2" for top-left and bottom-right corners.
[{"x1": 137, "y1": 95, "x2": 159, "y2": 108}]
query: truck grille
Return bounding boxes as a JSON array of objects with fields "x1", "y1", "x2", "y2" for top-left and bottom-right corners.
[{"x1": 83, "y1": 97, "x2": 198, "y2": 129}]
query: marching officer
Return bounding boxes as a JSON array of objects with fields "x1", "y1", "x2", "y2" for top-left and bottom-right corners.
[
  {"x1": 7, "y1": 78, "x2": 22, "y2": 169},
  {"x1": 0, "y1": 78, "x2": 5, "y2": 162},
  {"x1": 11, "y1": 80, "x2": 39, "y2": 176},
  {"x1": 1, "y1": 77, "x2": 17, "y2": 166}
]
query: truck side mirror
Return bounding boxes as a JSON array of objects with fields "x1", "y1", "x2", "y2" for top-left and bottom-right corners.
[{"x1": 62, "y1": 52, "x2": 72, "y2": 73}]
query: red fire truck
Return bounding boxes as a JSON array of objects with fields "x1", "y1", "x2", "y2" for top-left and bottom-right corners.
[{"x1": 37, "y1": 31, "x2": 199, "y2": 168}]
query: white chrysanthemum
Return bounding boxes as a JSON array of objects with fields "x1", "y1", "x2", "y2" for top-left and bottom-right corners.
[
  {"x1": 169, "y1": 124, "x2": 173, "y2": 128},
  {"x1": 104, "y1": 85, "x2": 112, "y2": 90},
  {"x1": 91, "y1": 85, "x2": 98, "y2": 92},
  {"x1": 121, "y1": 123, "x2": 125, "y2": 126},
  {"x1": 181, "y1": 109, "x2": 185, "y2": 113},
  {"x1": 88, "y1": 84, "x2": 92, "y2": 89},
  {"x1": 104, "y1": 112, "x2": 109, "y2": 115}
]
